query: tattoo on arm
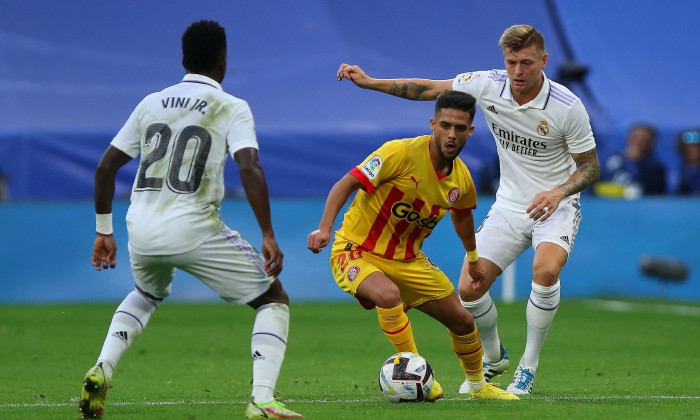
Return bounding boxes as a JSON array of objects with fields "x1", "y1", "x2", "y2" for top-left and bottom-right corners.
[
  {"x1": 559, "y1": 148, "x2": 601, "y2": 197},
  {"x1": 388, "y1": 81, "x2": 442, "y2": 100}
]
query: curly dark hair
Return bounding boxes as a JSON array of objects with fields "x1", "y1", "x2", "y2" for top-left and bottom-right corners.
[{"x1": 181, "y1": 20, "x2": 226, "y2": 73}]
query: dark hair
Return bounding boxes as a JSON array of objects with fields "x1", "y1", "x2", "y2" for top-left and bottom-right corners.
[
  {"x1": 182, "y1": 20, "x2": 227, "y2": 73},
  {"x1": 435, "y1": 91, "x2": 477, "y2": 123}
]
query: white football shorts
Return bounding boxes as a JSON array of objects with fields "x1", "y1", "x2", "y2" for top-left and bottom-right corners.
[
  {"x1": 474, "y1": 198, "x2": 582, "y2": 270},
  {"x1": 128, "y1": 225, "x2": 275, "y2": 305}
]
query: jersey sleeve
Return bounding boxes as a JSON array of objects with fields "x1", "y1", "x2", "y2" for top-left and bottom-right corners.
[
  {"x1": 350, "y1": 140, "x2": 407, "y2": 194},
  {"x1": 226, "y1": 100, "x2": 259, "y2": 155},
  {"x1": 562, "y1": 100, "x2": 596, "y2": 154},
  {"x1": 450, "y1": 161, "x2": 477, "y2": 214},
  {"x1": 110, "y1": 103, "x2": 144, "y2": 158},
  {"x1": 452, "y1": 70, "x2": 491, "y2": 98},
  {"x1": 451, "y1": 186, "x2": 477, "y2": 213}
]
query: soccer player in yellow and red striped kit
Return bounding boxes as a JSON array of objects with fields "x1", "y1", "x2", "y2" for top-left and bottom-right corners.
[{"x1": 307, "y1": 90, "x2": 518, "y2": 401}]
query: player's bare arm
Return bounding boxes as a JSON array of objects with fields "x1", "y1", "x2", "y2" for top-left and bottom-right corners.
[
  {"x1": 92, "y1": 146, "x2": 132, "y2": 270},
  {"x1": 337, "y1": 63, "x2": 452, "y2": 101},
  {"x1": 94, "y1": 146, "x2": 132, "y2": 214},
  {"x1": 560, "y1": 148, "x2": 601, "y2": 197},
  {"x1": 235, "y1": 147, "x2": 283, "y2": 277},
  {"x1": 450, "y1": 209, "x2": 486, "y2": 290},
  {"x1": 307, "y1": 173, "x2": 361, "y2": 254},
  {"x1": 527, "y1": 147, "x2": 600, "y2": 221}
]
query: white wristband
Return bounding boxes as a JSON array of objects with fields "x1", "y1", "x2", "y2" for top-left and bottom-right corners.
[{"x1": 96, "y1": 213, "x2": 113, "y2": 235}]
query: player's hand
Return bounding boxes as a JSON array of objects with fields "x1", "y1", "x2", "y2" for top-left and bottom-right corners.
[
  {"x1": 337, "y1": 63, "x2": 371, "y2": 87},
  {"x1": 261, "y1": 236, "x2": 283, "y2": 277},
  {"x1": 307, "y1": 229, "x2": 331, "y2": 254},
  {"x1": 527, "y1": 187, "x2": 565, "y2": 222},
  {"x1": 468, "y1": 259, "x2": 487, "y2": 290},
  {"x1": 91, "y1": 234, "x2": 117, "y2": 271}
]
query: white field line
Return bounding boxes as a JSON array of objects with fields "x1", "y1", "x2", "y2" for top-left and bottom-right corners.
[
  {"x1": 3, "y1": 395, "x2": 699, "y2": 408},
  {"x1": 588, "y1": 299, "x2": 700, "y2": 317}
]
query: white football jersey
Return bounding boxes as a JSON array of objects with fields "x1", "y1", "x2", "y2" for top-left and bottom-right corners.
[
  {"x1": 111, "y1": 74, "x2": 258, "y2": 255},
  {"x1": 453, "y1": 70, "x2": 596, "y2": 211}
]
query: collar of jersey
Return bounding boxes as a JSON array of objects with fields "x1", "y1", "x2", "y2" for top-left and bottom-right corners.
[
  {"x1": 501, "y1": 71, "x2": 550, "y2": 110},
  {"x1": 181, "y1": 73, "x2": 222, "y2": 90}
]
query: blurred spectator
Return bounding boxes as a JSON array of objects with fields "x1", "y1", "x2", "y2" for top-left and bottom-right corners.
[
  {"x1": 600, "y1": 124, "x2": 667, "y2": 196},
  {"x1": 676, "y1": 128, "x2": 700, "y2": 195},
  {"x1": 0, "y1": 168, "x2": 9, "y2": 201}
]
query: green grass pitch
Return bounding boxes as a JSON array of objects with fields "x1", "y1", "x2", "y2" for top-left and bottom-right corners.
[{"x1": 1, "y1": 299, "x2": 698, "y2": 419}]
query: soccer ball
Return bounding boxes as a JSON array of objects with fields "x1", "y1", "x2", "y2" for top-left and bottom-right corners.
[{"x1": 378, "y1": 352, "x2": 434, "y2": 403}]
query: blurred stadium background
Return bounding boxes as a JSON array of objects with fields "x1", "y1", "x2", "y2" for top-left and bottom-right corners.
[{"x1": 0, "y1": 0, "x2": 698, "y2": 303}]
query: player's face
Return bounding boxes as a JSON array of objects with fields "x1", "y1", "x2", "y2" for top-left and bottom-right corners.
[
  {"x1": 430, "y1": 108, "x2": 474, "y2": 160},
  {"x1": 503, "y1": 43, "x2": 547, "y2": 103}
]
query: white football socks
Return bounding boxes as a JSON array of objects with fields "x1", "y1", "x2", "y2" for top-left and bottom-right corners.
[
  {"x1": 521, "y1": 280, "x2": 560, "y2": 371},
  {"x1": 461, "y1": 292, "x2": 501, "y2": 361},
  {"x1": 96, "y1": 290, "x2": 159, "y2": 379},
  {"x1": 251, "y1": 303, "x2": 290, "y2": 403}
]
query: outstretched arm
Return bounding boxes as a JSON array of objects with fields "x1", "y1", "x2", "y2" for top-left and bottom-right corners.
[
  {"x1": 527, "y1": 147, "x2": 601, "y2": 221},
  {"x1": 307, "y1": 173, "x2": 362, "y2": 253},
  {"x1": 450, "y1": 209, "x2": 487, "y2": 290},
  {"x1": 235, "y1": 147, "x2": 283, "y2": 277},
  {"x1": 92, "y1": 146, "x2": 132, "y2": 271},
  {"x1": 337, "y1": 63, "x2": 453, "y2": 101}
]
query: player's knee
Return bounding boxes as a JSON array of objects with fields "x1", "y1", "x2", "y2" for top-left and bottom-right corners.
[
  {"x1": 358, "y1": 276, "x2": 401, "y2": 309},
  {"x1": 372, "y1": 290, "x2": 402, "y2": 309},
  {"x1": 458, "y1": 283, "x2": 484, "y2": 303},
  {"x1": 532, "y1": 266, "x2": 560, "y2": 287},
  {"x1": 447, "y1": 309, "x2": 476, "y2": 336},
  {"x1": 458, "y1": 284, "x2": 474, "y2": 302},
  {"x1": 248, "y1": 279, "x2": 289, "y2": 308}
]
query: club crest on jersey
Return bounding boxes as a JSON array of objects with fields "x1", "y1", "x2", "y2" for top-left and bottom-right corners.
[
  {"x1": 458, "y1": 72, "x2": 474, "y2": 83},
  {"x1": 347, "y1": 266, "x2": 360, "y2": 282},
  {"x1": 537, "y1": 120, "x2": 550, "y2": 136},
  {"x1": 447, "y1": 187, "x2": 461, "y2": 205},
  {"x1": 361, "y1": 156, "x2": 383, "y2": 180}
]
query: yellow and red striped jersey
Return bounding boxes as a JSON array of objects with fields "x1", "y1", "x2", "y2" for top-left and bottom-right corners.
[{"x1": 336, "y1": 135, "x2": 477, "y2": 260}]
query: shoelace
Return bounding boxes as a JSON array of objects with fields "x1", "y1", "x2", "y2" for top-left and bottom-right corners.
[{"x1": 513, "y1": 368, "x2": 535, "y2": 389}]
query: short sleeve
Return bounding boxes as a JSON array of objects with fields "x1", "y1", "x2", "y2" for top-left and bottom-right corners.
[
  {"x1": 452, "y1": 70, "x2": 492, "y2": 98},
  {"x1": 563, "y1": 100, "x2": 596, "y2": 154},
  {"x1": 451, "y1": 164, "x2": 477, "y2": 213},
  {"x1": 351, "y1": 140, "x2": 407, "y2": 194},
  {"x1": 226, "y1": 100, "x2": 259, "y2": 155},
  {"x1": 110, "y1": 104, "x2": 144, "y2": 158}
]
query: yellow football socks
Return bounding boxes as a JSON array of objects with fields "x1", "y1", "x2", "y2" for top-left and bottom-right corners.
[
  {"x1": 377, "y1": 304, "x2": 418, "y2": 353},
  {"x1": 449, "y1": 328, "x2": 485, "y2": 384}
]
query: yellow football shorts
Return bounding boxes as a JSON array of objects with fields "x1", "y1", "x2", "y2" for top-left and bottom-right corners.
[{"x1": 329, "y1": 237, "x2": 454, "y2": 309}]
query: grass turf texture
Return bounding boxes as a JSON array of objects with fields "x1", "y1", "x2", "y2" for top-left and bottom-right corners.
[{"x1": 1, "y1": 299, "x2": 698, "y2": 419}]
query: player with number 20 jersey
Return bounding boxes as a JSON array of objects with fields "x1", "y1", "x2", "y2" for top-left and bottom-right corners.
[{"x1": 112, "y1": 73, "x2": 257, "y2": 255}]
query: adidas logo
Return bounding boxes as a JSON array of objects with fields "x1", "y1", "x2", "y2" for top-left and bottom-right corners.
[
  {"x1": 487, "y1": 105, "x2": 498, "y2": 114},
  {"x1": 560, "y1": 235, "x2": 570, "y2": 245},
  {"x1": 252, "y1": 350, "x2": 265, "y2": 360},
  {"x1": 111, "y1": 330, "x2": 128, "y2": 343}
]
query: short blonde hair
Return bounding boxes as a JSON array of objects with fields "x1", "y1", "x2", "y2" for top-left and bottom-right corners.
[{"x1": 499, "y1": 25, "x2": 546, "y2": 57}]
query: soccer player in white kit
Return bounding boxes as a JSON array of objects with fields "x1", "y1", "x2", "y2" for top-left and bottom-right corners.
[
  {"x1": 336, "y1": 24, "x2": 600, "y2": 396},
  {"x1": 79, "y1": 21, "x2": 301, "y2": 419}
]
